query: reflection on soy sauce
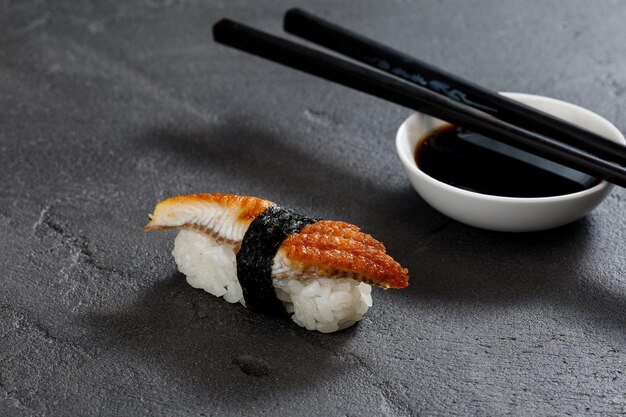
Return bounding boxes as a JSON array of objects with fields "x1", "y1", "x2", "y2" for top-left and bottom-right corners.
[{"x1": 415, "y1": 125, "x2": 600, "y2": 198}]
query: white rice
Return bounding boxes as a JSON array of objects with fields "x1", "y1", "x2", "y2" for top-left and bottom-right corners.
[
  {"x1": 173, "y1": 229, "x2": 245, "y2": 305},
  {"x1": 172, "y1": 229, "x2": 373, "y2": 333}
]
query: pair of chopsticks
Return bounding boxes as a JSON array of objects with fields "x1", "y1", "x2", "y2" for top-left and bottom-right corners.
[{"x1": 213, "y1": 9, "x2": 626, "y2": 188}]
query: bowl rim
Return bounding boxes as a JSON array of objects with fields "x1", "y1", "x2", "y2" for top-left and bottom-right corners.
[{"x1": 395, "y1": 92, "x2": 625, "y2": 204}]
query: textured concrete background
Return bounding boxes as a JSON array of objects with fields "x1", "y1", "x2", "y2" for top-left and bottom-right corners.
[{"x1": 2, "y1": 0, "x2": 626, "y2": 416}]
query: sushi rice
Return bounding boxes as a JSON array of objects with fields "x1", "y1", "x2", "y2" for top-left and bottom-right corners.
[{"x1": 172, "y1": 229, "x2": 373, "y2": 333}]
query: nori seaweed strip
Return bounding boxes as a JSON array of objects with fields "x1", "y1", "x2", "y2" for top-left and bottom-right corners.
[{"x1": 236, "y1": 205, "x2": 317, "y2": 315}]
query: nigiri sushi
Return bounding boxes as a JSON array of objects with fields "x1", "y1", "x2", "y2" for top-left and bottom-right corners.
[{"x1": 145, "y1": 193, "x2": 409, "y2": 333}]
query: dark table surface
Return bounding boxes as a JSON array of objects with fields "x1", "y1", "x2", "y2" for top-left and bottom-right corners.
[{"x1": 2, "y1": 1, "x2": 626, "y2": 416}]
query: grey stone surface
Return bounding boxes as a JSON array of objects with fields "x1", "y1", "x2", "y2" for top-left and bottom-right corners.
[{"x1": 2, "y1": 0, "x2": 626, "y2": 415}]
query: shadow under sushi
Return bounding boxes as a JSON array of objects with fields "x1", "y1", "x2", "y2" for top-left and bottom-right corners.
[{"x1": 85, "y1": 271, "x2": 373, "y2": 403}]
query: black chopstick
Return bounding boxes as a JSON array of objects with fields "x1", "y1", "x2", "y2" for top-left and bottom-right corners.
[
  {"x1": 284, "y1": 8, "x2": 626, "y2": 166},
  {"x1": 212, "y1": 19, "x2": 626, "y2": 188}
]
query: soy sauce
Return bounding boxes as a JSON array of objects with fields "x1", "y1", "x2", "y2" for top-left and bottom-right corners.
[{"x1": 415, "y1": 125, "x2": 599, "y2": 197}]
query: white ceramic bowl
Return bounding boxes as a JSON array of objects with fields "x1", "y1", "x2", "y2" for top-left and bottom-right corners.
[{"x1": 396, "y1": 92, "x2": 625, "y2": 232}]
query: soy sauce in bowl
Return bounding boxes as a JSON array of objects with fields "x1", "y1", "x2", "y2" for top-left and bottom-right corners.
[
  {"x1": 415, "y1": 125, "x2": 600, "y2": 198},
  {"x1": 396, "y1": 93, "x2": 622, "y2": 232}
]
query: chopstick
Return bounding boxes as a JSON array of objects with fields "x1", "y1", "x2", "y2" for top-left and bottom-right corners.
[
  {"x1": 212, "y1": 19, "x2": 626, "y2": 188},
  {"x1": 284, "y1": 8, "x2": 626, "y2": 166}
]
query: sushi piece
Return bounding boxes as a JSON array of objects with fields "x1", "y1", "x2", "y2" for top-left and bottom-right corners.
[{"x1": 145, "y1": 193, "x2": 409, "y2": 333}]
